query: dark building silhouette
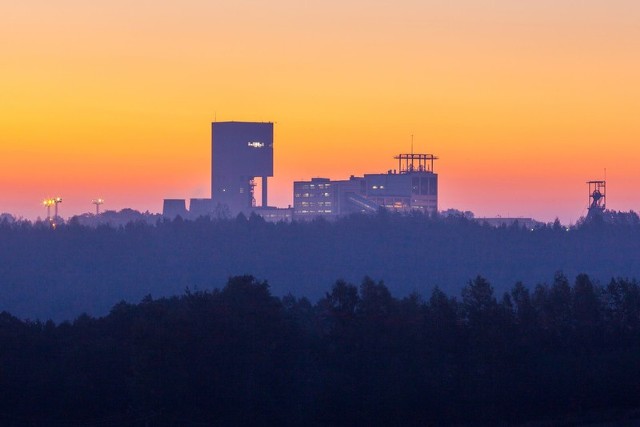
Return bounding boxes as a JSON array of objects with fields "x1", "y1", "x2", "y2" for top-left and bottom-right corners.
[
  {"x1": 211, "y1": 121, "x2": 274, "y2": 214},
  {"x1": 164, "y1": 121, "x2": 279, "y2": 220},
  {"x1": 188, "y1": 198, "x2": 216, "y2": 218},
  {"x1": 163, "y1": 123, "x2": 440, "y2": 222},
  {"x1": 162, "y1": 199, "x2": 187, "y2": 219}
]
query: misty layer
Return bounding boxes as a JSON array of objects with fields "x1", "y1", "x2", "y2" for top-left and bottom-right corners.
[{"x1": 1, "y1": 211, "x2": 639, "y2": 321}]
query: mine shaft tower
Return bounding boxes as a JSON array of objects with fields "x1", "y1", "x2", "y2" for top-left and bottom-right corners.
[
  {"x1": 211, "y1": 121, "x2": 274, "y2": 215},
  {"x1": 586, "y1": 180, "x2": 606, "y2": 218}
]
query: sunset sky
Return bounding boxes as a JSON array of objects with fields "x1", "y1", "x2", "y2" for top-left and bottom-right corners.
[{"x1": 2, "y1": 1, "x2": 639, "y2": 223}]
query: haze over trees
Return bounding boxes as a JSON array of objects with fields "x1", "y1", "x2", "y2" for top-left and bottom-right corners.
[
  {"x1": 2, "y1": 274, "x2": 640, "y2": 425},
  {"x1": 1, "y1": 210, "x2": 639, "y2": 321}
]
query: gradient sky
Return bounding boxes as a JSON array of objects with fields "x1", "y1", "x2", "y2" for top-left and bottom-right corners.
[{"x1": 2, "y1": 1, "x2": 639, "y2": 223}]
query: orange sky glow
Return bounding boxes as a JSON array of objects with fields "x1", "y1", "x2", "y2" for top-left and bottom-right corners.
[{"x1": 2, "y1": 1, "x2": 639, "y2": 223}]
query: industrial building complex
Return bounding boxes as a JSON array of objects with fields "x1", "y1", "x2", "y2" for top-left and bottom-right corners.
[
  {"x1": 292, "y1": 153, "x2": 438, "y2": 220},
  {"x1": 35, "y1": 122, "x2": 611, "y2": 226},
  {"x1": 163, "y1": 121, "x2": 440, "y2": 221}
]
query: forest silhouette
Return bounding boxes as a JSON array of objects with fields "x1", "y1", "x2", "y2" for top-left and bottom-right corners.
[
  {"x1": 1, "y1": 210, "x2": 639, "y2": 321},
  {"x1": 2, "y1": 212, "x2": 640, "y2": 424},
  {"x1": 2, "y1": 273, "x2": 640, "y2": 425}
]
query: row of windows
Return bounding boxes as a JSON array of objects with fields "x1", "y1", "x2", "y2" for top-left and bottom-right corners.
[
  {"x1": 294, "y1": 192, "x2": 332, "y2": 198},
  {"x1": 298, "y1": 183, "x2": 332, "y2": 190},
  {"x1": 297, "y1": 209, "x2": 334, "y2": 214},
  {"x1": 371, "y1": 197, "x2": 410, "y2": 204},
  {"x1": 300, "y1": 201, "x2": 332, "y2": 207}
]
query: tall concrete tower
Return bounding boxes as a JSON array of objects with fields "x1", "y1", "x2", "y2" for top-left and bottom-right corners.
[{"x1": 211, "y1": 121, "x2": 274, "y2": 215}]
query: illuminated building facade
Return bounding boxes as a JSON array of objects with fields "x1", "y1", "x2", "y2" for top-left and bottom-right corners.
[
  {"x1": 293, "y1": 153, "x2": 438, "y2": 220},
  {"x1": 293, "y1": 177, "x2": 365, "y2": 219}
]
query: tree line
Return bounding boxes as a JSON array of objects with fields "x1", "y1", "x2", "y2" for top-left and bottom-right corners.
[
  {"x1": 1, "y1": 273, "x2": 640, "y2": 425},
  {"x1": 1, "y1": 210, "x2": 640, "y2": 321}
]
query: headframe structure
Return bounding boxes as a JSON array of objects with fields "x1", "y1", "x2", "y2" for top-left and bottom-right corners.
[
  {"x1": 211, "y1": 121, "x2": 274, "y2": 214},
  {"x1": 586, "y1": 180, "x2": 606, "y2": 218}
]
